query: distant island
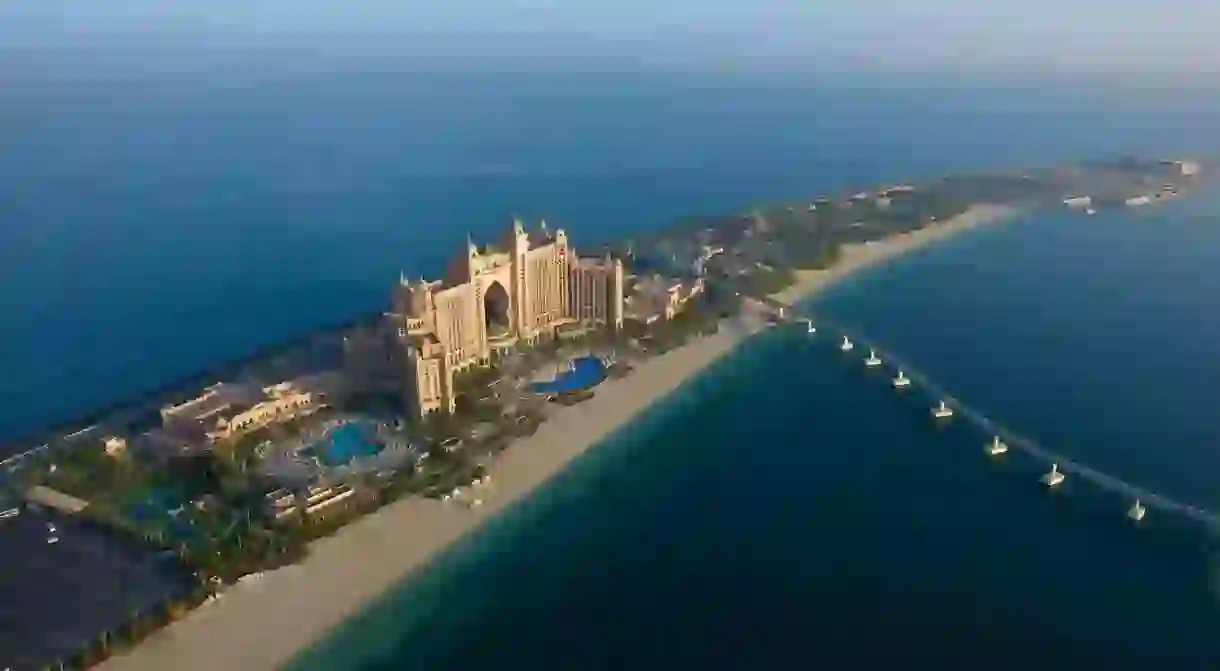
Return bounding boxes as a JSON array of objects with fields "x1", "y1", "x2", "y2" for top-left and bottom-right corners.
[{"x1": 0, "y1": 155, "x2": 1206, "y2": 671}]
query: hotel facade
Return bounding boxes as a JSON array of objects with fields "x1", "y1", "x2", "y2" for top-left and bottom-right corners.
[{"x1": 393, "y1": 219, "x2": 624, "y2": 417}]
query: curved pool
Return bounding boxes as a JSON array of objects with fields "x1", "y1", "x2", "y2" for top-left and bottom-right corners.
[{"x1": 527, "y1": 357, "x2": 607, "y2": 394}]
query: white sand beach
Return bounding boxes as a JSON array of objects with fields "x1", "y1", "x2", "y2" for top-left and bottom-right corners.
[
  {"x1": 97, "y1": 203, "x2": 1019, "y2": 671},
  {"x1": 768, "y1": 203, "x2": 1019, "y2": 306}
]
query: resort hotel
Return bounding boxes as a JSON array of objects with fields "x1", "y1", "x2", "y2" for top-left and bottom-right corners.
[{"x1": 391, "y1": 219, "x2": 626, "y2": 418}]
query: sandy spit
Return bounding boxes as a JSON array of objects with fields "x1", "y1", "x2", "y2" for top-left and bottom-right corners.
[{"x1": 97, "y1": 203, "x2": 1019, "y2": 671}]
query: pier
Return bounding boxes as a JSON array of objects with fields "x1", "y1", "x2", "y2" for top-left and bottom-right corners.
[{"x1": 744, "y1": 290, "x2": 1220, "y2": 531}]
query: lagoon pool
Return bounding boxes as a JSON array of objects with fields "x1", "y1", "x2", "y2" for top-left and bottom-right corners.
[
  {"x1": 527, "y1": 357, "x2": 606, "y2": 394},
  {"x1": 304, "y1": 422, "x2": 381, "y2": 467}
]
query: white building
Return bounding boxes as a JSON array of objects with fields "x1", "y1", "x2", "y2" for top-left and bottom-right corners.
[
  {"x1": 102, "y1": 436, "x2": 128, "y2": 457},
  {"x1": 1162, "y1": 159, "x2": 1200, "y2": 176},
  {"x1": 624, "y1": 275, "x2": 706, "y2": 325},
  {"x1": 211, "y1": 374, "x2": 335, "y2": 441},
  {"x1": 161, "y1": 375, "x2": 336, "y2": 443}
]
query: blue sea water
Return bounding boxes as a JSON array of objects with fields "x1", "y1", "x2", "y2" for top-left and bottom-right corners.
[
  {"x1": 3, "y1": 69, "x2": 1218, "y2": 447},
  {"x1": 3, "y1": 66, "x2": 1220, "y2": 668},
  {"x1": 291, "y1": 194, "x2": 1220, "y2": 670}
]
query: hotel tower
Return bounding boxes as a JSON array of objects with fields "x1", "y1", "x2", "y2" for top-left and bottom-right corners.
[{"x1": 392, "y1": 219, "x2": 623, "y2": 417}]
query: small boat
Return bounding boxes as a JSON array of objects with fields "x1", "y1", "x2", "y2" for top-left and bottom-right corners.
[
  {"x1": 0, "y1": 507, "x2": 20, "y2": 521},
  {"x1": 892, "y1": 371, "x2": 911, "y2": 388},
  {"x1": 1128, "y1": 499, "x2": 1147, "y2": 522},
  {"x1": 840, "y1": 336, "x2": 854, "y2": 352},
  {"x1": 804, "y1": 320, "x2": 817, "y2": 334},
  {"x1": 46, "y1": 535, "x2": 59, "y2": 545},
  {"x1": 864, "y1": 349, "x2": 882, "y2": 367},
  {"x1": 1086, "y1": 208, "x2": 1097, "y2": 215},
  {"x1": 931, "y1": 400, "x2": 953, "y2": 420},
  {"x1": 46, "y1": 522, "x2": 57, "y2": 534},
  {"x1": 985, "y1": 435, "x2": 1008, "y2": 456},
  {"x1": 1041, "y1": 463, "x2": 1066, "y2": 488}
]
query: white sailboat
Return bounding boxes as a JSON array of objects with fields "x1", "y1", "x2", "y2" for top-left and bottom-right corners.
[
  {"x1": 892, "y1": 370, "x2": 911, "y2": 388},
  {"x1": 931, "y1": 400, "x2": 953, "y2": 419},
  {"x1": 840, "y1": 336, "x2": 854, "y2": 352},
  {"x1": 1128, "y1": 499, "x2": 1147, "y2": 522},
  {"x1": 985, "y1": 435, "x2": 1008, "y2": 456},
  {"x1": 1041, "y1": 463, "x2": 1066, "y2": 488},
  {"x1": 864, "y1": 349, "x2": 882, "y2": 367}
]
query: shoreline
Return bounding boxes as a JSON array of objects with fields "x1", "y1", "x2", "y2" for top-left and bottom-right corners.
[
  {"x1": 97, "y1": 203, "x2": 1021, "y2": 671},
  {"x1": 768, "y1": 203, "x2": 1020, "y2": 306}
]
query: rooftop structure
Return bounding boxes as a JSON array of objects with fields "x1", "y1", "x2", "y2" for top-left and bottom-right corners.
[
  {"x1": 1161, "y1": 159, "x2": 1201, "y2": 176},
  {"x1": 159, "y1": 375, "x2": 334, "y2": 444},
  {"x1": 159, "y1": 383, "x2": 260, "y2": 428},
  {"x1": 624, "y1": 274, "x2": 705, "y2": 325}
]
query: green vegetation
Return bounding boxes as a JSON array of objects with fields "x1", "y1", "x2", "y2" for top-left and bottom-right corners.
[
  {"x1": 628, "y1": 300, "x2": 722, "y2": 354},
  {"x1": 23, "y1": 438, "x2": 310, "y2": 586},
  {"x1": 737, "y1": 265, "x2": 796, "y2": 296},
  {"x1": 453, "y1": 366, "x2": 501, "y2": 394},
  {"x1": 32, "y1": 440, "x2": 153, "y2": 503}
]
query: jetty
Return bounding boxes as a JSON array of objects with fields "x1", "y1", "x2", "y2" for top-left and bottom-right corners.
[{"x1": 24, "y1": 485, "x2": 89, "y2": 514}]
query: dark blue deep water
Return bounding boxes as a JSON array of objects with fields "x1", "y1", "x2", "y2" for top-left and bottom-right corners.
[
  {"x1": 3, "y1": 70, "x2": 1218, "y2": 447},
  {"x1": 3, "y1": 67, "x2": 1220, "y2": 668},
  {"x1": 292, "y1": 193, "x2": 1220, "y2": 670}
]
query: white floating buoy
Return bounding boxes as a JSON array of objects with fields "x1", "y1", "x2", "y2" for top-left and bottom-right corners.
[
  {"x1": 1128, "y1": 499, "x2": 1146, "y2": 522},
  {"x1": 1041, "y1": 463, "x2": 1065, "y2": 488},
  {"x1": 985, "y1": 435, "x2": 1008, "y2": 456}
]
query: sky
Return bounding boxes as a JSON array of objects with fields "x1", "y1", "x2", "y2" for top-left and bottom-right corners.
[{"x1": 2, "y1": 0, "x2": 1220, "y2": 78}]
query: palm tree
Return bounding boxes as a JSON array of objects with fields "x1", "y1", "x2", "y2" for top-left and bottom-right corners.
[{"x1": 127, "y1": 609, "x2": 145, "y2": 642}]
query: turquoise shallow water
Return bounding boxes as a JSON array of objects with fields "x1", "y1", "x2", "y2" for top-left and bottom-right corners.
[{"x1": 291, "y1": 194, "x2": 1220, "y2": 670}]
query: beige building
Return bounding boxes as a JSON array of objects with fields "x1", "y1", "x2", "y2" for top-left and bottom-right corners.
[
  {"x1": 160, "y1": 376, "x2": 333, "y2": 443},
  {"x1": 393, "y1": 219, "x2": 624, "y2": 417},
  {"x1": 214, "y1": 376, "x2": 331, "y2": 441},
  {"x1": 624, "y1": 274, "x2": 706, "y2": 325}
]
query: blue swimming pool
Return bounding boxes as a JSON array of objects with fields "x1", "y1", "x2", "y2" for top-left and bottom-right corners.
[
  {"x1": 527, "y1": 357, "x2": 607, "y2": 394},
  {"x1": 304, "y1": 422, "x2": 381, "y2": 467}
]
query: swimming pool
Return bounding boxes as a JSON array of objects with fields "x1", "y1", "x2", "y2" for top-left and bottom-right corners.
[
  {"x1": 304, "y1": 422, "x2": 382, "y2": 467},
  {"x1": 527, "y1": 357, "x2": 607, "y2": 394}
]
